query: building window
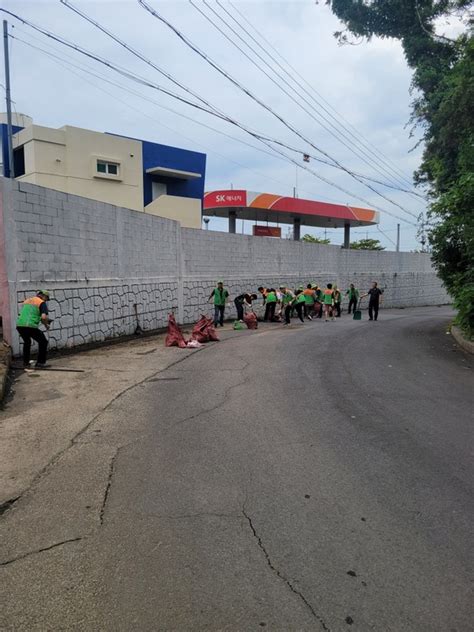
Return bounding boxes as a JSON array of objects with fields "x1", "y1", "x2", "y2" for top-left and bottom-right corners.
[{"x1": 97, "y1": 159, "x2": 120, "y2": 176}]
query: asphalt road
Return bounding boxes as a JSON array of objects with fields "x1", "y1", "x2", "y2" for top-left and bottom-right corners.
[{"x1": 1, "y1": 306, "x2": 473, "y2": 631}]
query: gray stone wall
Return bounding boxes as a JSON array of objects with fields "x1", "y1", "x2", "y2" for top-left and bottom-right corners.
[{"x1": 0, "y1": 178, "x2": 449, "y2": 355}]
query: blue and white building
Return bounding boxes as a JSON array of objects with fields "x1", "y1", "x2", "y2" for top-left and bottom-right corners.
[{"x1": 0, "y1": 113, "x2": 206, "y2": 228}]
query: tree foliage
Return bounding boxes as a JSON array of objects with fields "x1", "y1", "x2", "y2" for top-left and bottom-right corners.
[
  {"x1": 327, "y1": 0, "x2": 473, "y2": 337},
  {"x1": 302, "y1": 234, "x2": 331, "y2": 244},
  {"x1": 350, "y1": 238, "x2": 385, "y2": 250}
]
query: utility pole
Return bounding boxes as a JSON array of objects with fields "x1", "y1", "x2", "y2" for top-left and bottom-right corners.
[
  {"x1": 396, "y1": 223, "x2": 400, "y2": 252},
  {"x1": 3, "y1": 20, "x2": 14, "y2": 178}
]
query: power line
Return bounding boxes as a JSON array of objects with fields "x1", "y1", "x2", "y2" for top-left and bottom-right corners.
[
  {"x1": 139, "y1": 0, "x2": 419, "y2": 222},
  {"x1": 197, "y1": 0, "x2": 421, "y2": 199},
  {"x1": 12, "y1": 33, "x2": 348, "y2": 204},
  {"x1": 227, "y1": 0, "x2": 419, "y2": 192},
  {"x1": 2, "y1": 7, "x2": 416, "y2": 227}
]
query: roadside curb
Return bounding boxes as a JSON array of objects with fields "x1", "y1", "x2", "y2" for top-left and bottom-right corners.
[
  {"x1": 451, "y1": 325, "x2": 474, "y2": 354},
  {"x1": 0, "y1": 344, "x2": 12, "y2": 402}
]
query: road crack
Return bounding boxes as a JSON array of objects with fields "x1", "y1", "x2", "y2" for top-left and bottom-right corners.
[
  {"x1": 174, "y1": 360, "x2": 251, "y2": 427},
  {"x1": 242, "y1": 507, "x2": 331, "y2": 631},
  {"x1": 99, "y1": 448, "x2": 120, "y2": 526},
  {"x1": 0, "y1": 536, "x2": 84, "y2": 567}
]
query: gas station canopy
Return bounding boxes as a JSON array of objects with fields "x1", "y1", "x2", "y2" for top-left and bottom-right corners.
[{"x1": 203, "y1": 190, "x2": 379, "y2": 243}]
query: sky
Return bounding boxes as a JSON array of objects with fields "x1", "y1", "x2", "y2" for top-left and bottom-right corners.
[{"x1": 1, "y1": 0, "x2": 433, "y2": 250}]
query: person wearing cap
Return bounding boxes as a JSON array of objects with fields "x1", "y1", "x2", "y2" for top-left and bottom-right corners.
[
  {"x1": 208, "y1": 280, "x2": 229, "y2": 327},
  {"x1": 16, "y1": 290, "x2": 52, "y2": 368}
]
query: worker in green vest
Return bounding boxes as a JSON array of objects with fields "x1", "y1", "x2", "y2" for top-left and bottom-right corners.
[
  {"x1": 16, "y1": 290, "x2": 51, "y2": 368},
  {"x1": 285, "y1": 288, "x2": 305, "y2": 325},
  {"x1": 346, "y1": 284, "x2": 360, "y2": 314},
  {"x1": 264, "y1": 288, "x2": 278, "y2": 322},
  {"x1": 208, "y1": 280, "x2": 229, "y2": 327},
  {"x1": 303, "y1": 283, "x2": 315, "y2": 320}
]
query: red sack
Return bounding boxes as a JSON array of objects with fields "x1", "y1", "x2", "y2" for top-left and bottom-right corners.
[
  {"x1": 205, "y1": 316, "x2": 219, "y2": 341},
  {"x1": 191, "y1": 315, "x2": 210, "y2": 343},
  {"x1": 243, "y1": 311, "x2": 258, "y2": 330},
  {"x1": 191, "y1": 315, "x2": 220, "y2": 343},
  {"x1": 165, "y1": 313, "x2": 188, "y2": 348}
]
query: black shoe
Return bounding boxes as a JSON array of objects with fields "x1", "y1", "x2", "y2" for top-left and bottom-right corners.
[
  {"x1": 35, "y1": 363, "x2": 51, "y2": 369},
  {"x1": 368, "y1": 318, "x2": 373, "y2": 321}
]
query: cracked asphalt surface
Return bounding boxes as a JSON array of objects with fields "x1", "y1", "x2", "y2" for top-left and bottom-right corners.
[{"x1": 1, "y1": 306, "x2": 473, "y2": 631}]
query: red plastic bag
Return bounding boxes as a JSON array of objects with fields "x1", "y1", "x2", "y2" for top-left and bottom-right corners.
[
  {"x1": 191, "y1": 315, "x2": 209, "y2": 343},
  {"x1": 244, "y1": 311, "x2": 258, "y2": 330},
  {"x1": 206, "y1": 317, "x2": 219, "y2": 341},
  {"x1": 192, "y1": 315, "x2": 219, "y2": 343},
  {"x1": 165, "y1": 313, "x2": 188, "y2": 348}
]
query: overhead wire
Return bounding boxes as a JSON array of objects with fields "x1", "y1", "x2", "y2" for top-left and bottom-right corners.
[
  {"x1": 138, "y1": 0, "x2": 420, "y2": 222},
  {"x1": 227, "y1": 0, "x2": 419, "y2": 191},
  {"x1": 13, "y1": 32, "x2": 350, "y2": 204},
  {"x1": 59, "y1": 0, "x2": 418, "y2": 199},
  {"x1": 1, "y1": 7, "x2": 417, "y2": 227},
  {"x1": 199, "y1": 0, "x2": 421, "y2": 199}
]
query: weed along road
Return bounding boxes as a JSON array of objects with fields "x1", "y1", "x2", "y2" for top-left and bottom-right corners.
[{"x1": 1, "y1": 307, "x2": 472, "y2": 631}]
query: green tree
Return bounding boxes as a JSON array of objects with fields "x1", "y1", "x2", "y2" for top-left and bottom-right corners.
[
  {"x1": 350, "y1": 238, "x2": 385, "y2": 250},
  {"x1": 302, "y1": 233, "x2": 331, "y2": 244},
  {"x1": 327, "y1": 0, "x2": 473, "y2": 338}
]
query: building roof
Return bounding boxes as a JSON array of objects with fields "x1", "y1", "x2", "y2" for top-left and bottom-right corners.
[{"x1": 203, "y1": 190, "x2": 379, "y2": 228}]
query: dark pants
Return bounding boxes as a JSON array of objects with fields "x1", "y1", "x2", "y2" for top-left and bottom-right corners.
[
  {"x1": 334, "y1": 302, "x2": 341, "y2": 317},
  {"x1": 17, "y1": 326, "x2": 48, "y2": 365},
  {"x1": 214, "y1": 305, "x2": 225, "y2": 327},
  {"x1": 315, "y1": 303, "x2": 323, "y2": 318},
  {"x1": 348, "y1": 297, "x2": 358, "y2": 314},
  {"x1": 286, "y1": 303, "x2": 304, "y2": 324},
  {"x1": 369, "y1": 302, "x2": 379, "y2": 321},
  {"x1": 234, "y1": 298, "x2": 244, "y2": 321},
  {"x1": 264, "y1": 302, "x2": 276, "y2": 322}
]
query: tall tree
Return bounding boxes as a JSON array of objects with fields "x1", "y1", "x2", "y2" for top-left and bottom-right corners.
[{"x1": 328, "y1": 0, "x2": 473, "y2": 337}]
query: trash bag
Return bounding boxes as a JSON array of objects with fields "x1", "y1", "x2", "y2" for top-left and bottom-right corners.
[
  {"x1": 233, "y1": 320, "x2": 245, "y2": 330},
  {"x1": 165, "y1": 313, "x2": 188, "y2": 348},
  {"x1": 206, "y1": 317, "x2": 220, "y2": 341},
  {"x1": 191, "y1": 315, "x2": 210, "y2": 343},
  {"x1": 244, "y1": 311, "x2": 258, "y2": 330},
  {"x1": 192, "y1": 315, "x2": 220, "y2": 343}
]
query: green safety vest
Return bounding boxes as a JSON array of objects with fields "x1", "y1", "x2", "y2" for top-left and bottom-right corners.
[
  {"x1": 213, "y1": 288, "x2": 227, "y2": 306},
  {"x1": 281, "y1": 292, "x2": 293, "y2": 305},
  {"x1": 16, "y1": 296, "x2": 44, "y2": 328},
  {"x1": 266, "y1": 291, "x2": 277, "y2": 303},
  {"x1": 296, "y1": 293, "x2": 306, "y2": 304}
]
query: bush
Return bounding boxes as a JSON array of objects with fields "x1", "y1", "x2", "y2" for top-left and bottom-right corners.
[{"x1": 453, "y1": 273, "x2": 474, "y2": 340}]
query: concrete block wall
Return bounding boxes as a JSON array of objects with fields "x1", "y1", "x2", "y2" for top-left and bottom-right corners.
[{"x1": 0, "y1": 178, "x2": 449, "y2": 354}]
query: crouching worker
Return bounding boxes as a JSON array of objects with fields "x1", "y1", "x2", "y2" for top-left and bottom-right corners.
[
  {"x1": 234, "y1": 292, "x2": 258, "y2": 321},
  {"x1": 16, "y1": 290, "x2": 51, "y2": 368}
]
